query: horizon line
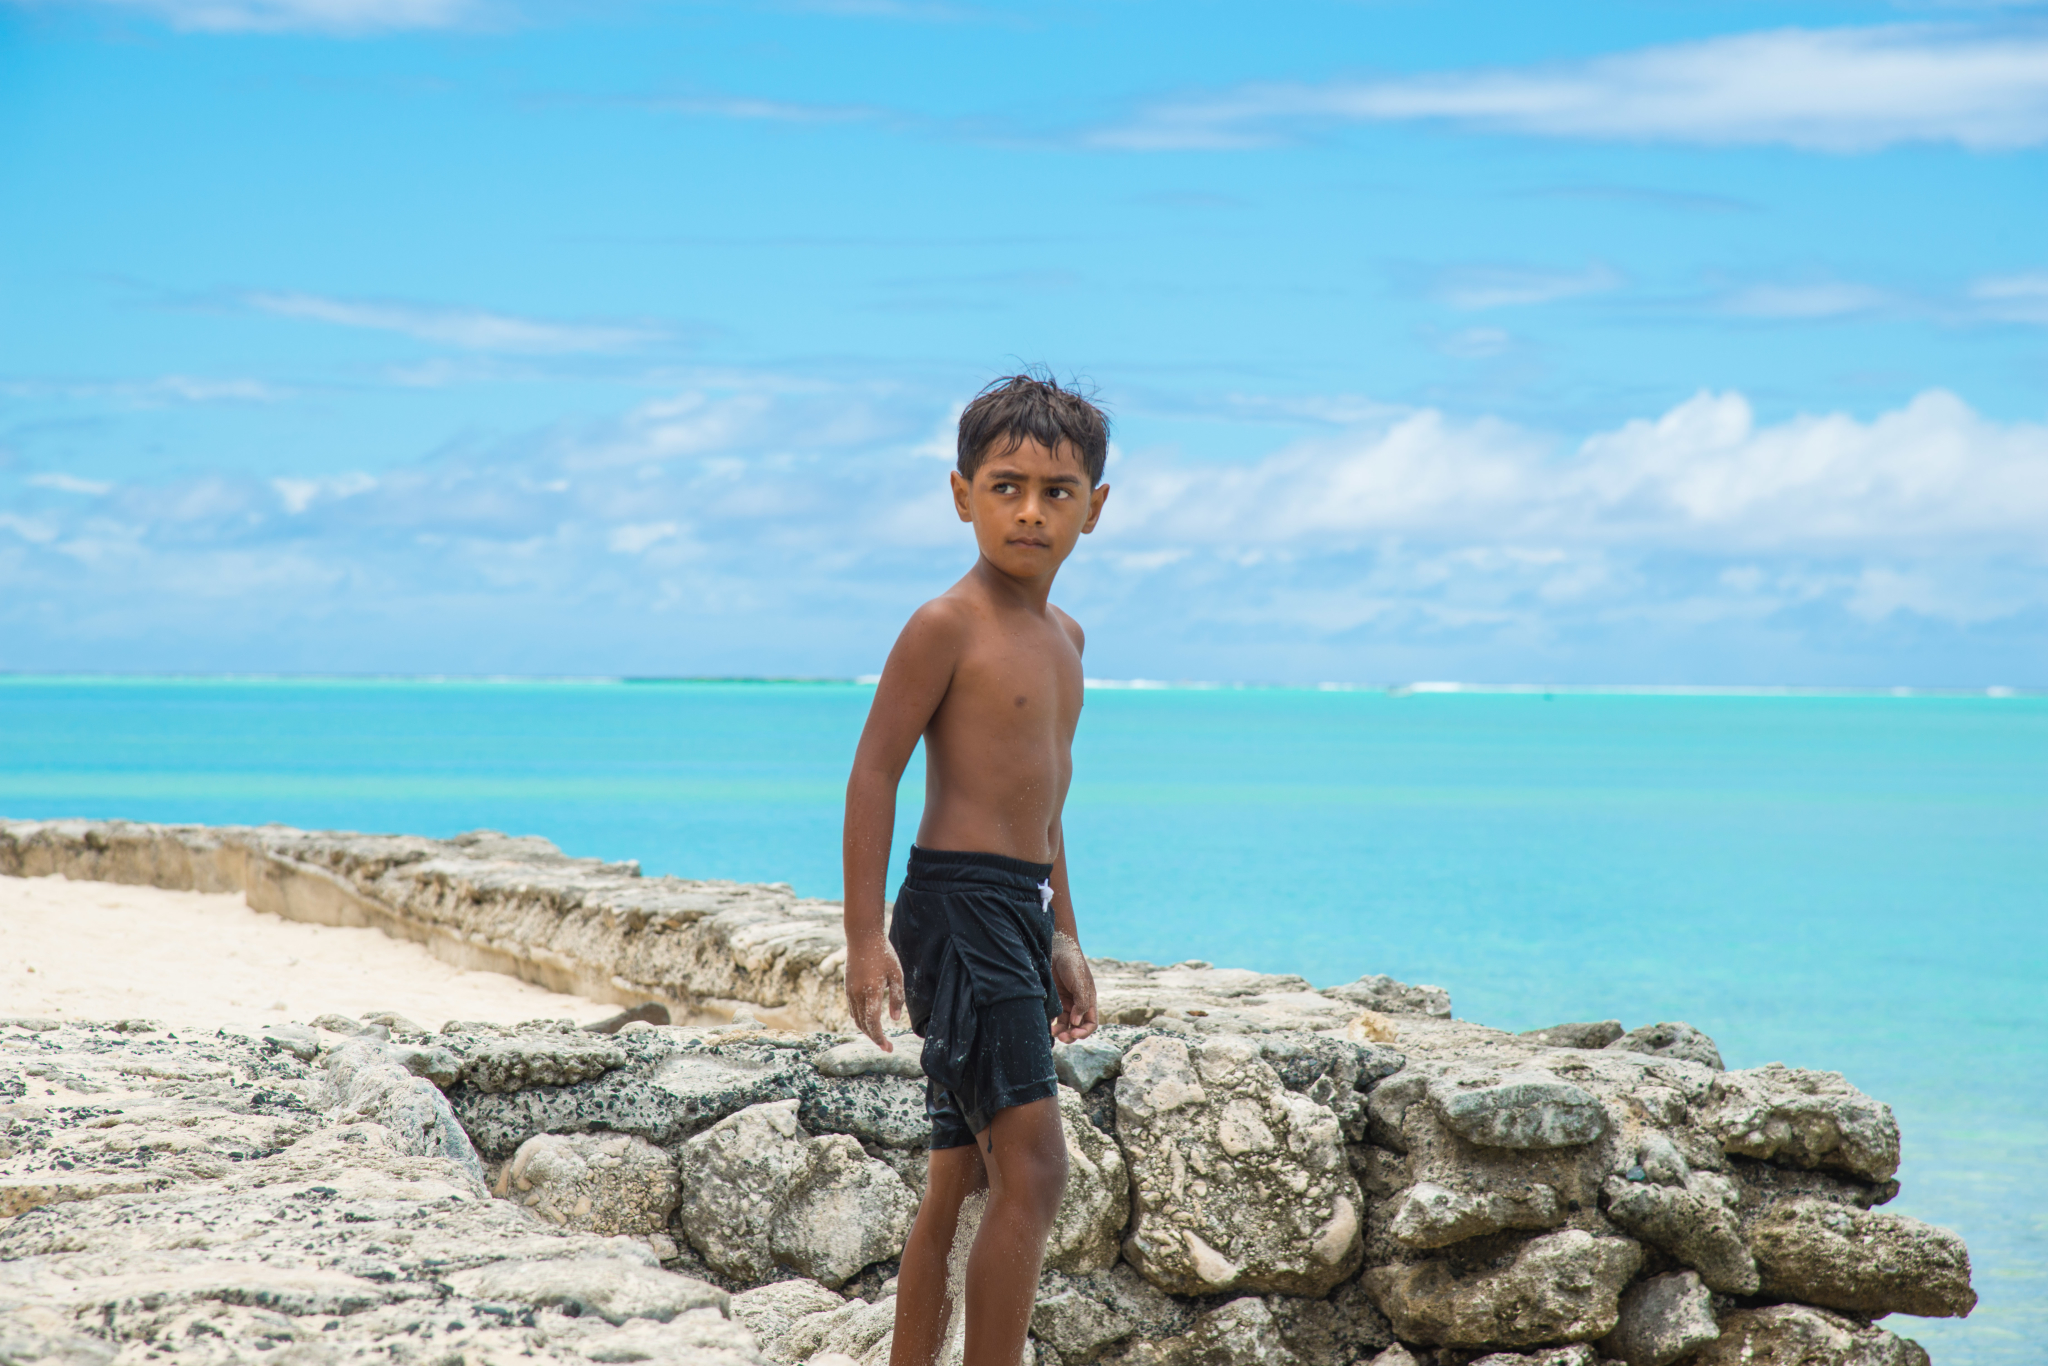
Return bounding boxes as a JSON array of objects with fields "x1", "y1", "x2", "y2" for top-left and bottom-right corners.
[{"x1": 0, "y1": 671, "x2": 2037, "y2": 699}]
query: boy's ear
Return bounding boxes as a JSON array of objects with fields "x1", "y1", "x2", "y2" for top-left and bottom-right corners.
[
  {"x1": 1081, "y1": 482, "x2": 1110, "y2": 534},
  {"x1": 950, "y1": 469, "x2": 974, "y2": 522}
]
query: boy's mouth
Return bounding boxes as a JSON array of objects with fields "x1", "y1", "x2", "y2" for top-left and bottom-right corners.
[{"x1": 1009, "y1": 536, "x2": 1052, "y2": 549}]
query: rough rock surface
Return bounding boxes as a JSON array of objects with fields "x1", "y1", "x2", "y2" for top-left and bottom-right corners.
[
  {"x1": 1518, "y1": 1021, "x2": 1624, "y2": 1050},
  {"x1": 1362, "y1": 1229, "x2": 1644, "y2": 1348},
  {"x1": 674, "y1": 1099, "x2": 917, "y2": 1289},
  {"x1": 461, "y1": 1033, "x2": 629, "y2": 1092},
  {"x1": 1605, "y1": 1022, "x2": 1725, "y2": 1071},
  {"x1": 1701, "y1": 1064, "x2": 1900, "y2": 1182},
  {"x1": 1117, "y1": 1035, "x2": 1364, "y2": 1296},
  {"x1": 1600, "y1": 1170, "x2": 1757, "y2": 1294},
  {"x1": 1596, "y1": 1270, "x2": 1719, "y2": 1366},
  {"x1": 1749, "y1": 1196, "x2": 1978, "y2": 1318},
  {"x1": 1049, "y1": 1087, "x2": 1132, "y2": 1274},
  {"x1": 1690, "y1": 1304, "x2": 1931, "y2": 1366},
  {"x1": 496, "y1": 1130, "x2": 682, "y2": 1235},
  {"x1": 0, "y1": 1019, "x2": 756, "y2": 1366},
  {"x1": 0, "y1": 821, "x2": 1977, "y2": 1366}
]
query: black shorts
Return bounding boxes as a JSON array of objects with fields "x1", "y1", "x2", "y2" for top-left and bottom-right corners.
[{"x1": 889, "y1": 846, "x2": 1062, "y2": 1149}]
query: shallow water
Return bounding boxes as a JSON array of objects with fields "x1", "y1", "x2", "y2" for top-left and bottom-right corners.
[{"x1": 3, "y1": 677, "x2": 2042, "y2": 1362}]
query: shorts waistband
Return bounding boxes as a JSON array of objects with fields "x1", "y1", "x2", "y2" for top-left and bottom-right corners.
[{"x1": 906, "y1": 845, "x2": 1052, "y2": 893}]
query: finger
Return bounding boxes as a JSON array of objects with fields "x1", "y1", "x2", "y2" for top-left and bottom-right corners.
[
  {"x1": 858, "y1": 989, "x2": 890, "y2": 1050},
  {"x1": 888, "y1": 968, "x2": 907, "y2": 1024}
]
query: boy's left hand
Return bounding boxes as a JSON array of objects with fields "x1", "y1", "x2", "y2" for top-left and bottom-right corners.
[{"x1": 1049, "y1": 933, "x2": 1098, "y2": 1043}]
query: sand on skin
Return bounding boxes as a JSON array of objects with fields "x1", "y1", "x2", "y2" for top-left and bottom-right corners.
[{"x1": 0, "y1": 872, "x2": 619, "y2": 1031}]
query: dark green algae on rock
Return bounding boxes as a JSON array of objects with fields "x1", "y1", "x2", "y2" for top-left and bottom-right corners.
[
  {"x1": 449, "y1": 1033, "x2": 818, "y2": 1160},
  {"x1": 442, "y1": 1029, "x2": 929, "y2": 1161}
]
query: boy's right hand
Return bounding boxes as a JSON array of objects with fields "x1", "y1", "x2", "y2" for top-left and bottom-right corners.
[{"x1": 844, "y1": 935, "x2": 907, "y2": 1051}]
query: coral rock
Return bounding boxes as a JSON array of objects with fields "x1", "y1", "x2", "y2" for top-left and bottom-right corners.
[
  {"x1": 1596, "y1": 1270, "x2": 1719, "y2": 1366},
  {"x1": 499, "y1": 1130, "x2": 681, "y2": 1235},
  {"x1": 1118, "y1": 1035, "x2": 1364, "y2": 1296},
  {"x1": 1689, "y1": 1304, "x2": 1929, "y2": 1366},
  {"x1": 1361, "y1": 1229, "x2": 1644, "y2": 1348},
  {"x1": 1702, "y1": 1064, "x2": 1900, "y2": 1182},
  {"x1": 1749, "y1": 1196, "x2": 1977, "y2": 1319}
]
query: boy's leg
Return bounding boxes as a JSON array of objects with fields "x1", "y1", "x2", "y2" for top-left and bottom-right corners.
[
  {"x1": 963, "y1": 1096, "x2": 1069, "y2": 1366},
  {"x1": 892, "y1": 1144, "x2": 989, "y2": 1366}
]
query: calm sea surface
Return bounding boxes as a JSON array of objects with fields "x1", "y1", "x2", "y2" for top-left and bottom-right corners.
[{"x1": 2, "y1": 677, "x2": 2043, "y2": 1362}]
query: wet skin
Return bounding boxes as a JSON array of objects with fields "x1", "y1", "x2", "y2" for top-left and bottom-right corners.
[{"x1": 840, "y1": 436, "x2": 1109, "y2": 1366}]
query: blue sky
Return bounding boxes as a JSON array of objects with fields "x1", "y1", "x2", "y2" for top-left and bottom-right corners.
[{"x1": 2, "y1": 0, "x2": 2044, "y2": 684}]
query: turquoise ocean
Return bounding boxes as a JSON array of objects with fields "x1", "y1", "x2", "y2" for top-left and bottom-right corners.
[{"x1": 2, "y1": 676, "x2": 2042, "y2": 1363}]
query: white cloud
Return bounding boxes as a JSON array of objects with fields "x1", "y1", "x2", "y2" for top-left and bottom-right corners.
[
  {"x1": 248, "y1": 292, "x2": 661, "y2": 354},
  {"x1": 0, "y1": 513, "x2": 59, "y2": 544},
  {"x1": 608, "y1": 521, "x2": 680, "y2": 554},
  {"x1": 1970, "y1": 270, "x2": 2048, "y2": 322},
  {"x1": 1436, "y1": 263, "x2": 1621, "y2": 310},
  {"x1": 1437, "y1": 328, "x2": 1513, "y2": 358},
  {"x1": 1092, "y1": 24, "x2": 2048, "y2": 152},
  {"x1": 57, "y1": 0, "x2": 472, "y2": 32},
  {"x1": 1721, "y1": 280, "x2": 1893, "y2": 318},
  {"x1": 27, "y1": 473, "x2": 113, "y2": 495},
  {"x1": 1112, "y1": 388, "x2": 2048, "y2": 554},
  {"x1": 272, "y1": 472, "x2": 376, "y2": 514}
]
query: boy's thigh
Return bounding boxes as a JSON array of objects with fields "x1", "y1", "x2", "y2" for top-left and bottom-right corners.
[{"x1": 980, "y1": 1095, "x2": 1068, "y2": 1188}]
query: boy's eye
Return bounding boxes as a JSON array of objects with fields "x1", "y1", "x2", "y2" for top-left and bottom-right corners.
[{"x1": 992, "y1": 481, "x2": 1018, "y2": 494}]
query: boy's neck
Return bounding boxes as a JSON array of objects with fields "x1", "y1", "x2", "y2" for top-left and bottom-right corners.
[{"x1": 970, "y1": 554, "x2": 1057, "y2": 611}]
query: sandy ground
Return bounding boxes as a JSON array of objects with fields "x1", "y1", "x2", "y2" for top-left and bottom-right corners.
[{"x1": 0, "y1": 873, "x2": 620, "y2": 1032}]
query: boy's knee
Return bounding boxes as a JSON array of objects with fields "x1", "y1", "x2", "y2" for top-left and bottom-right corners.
[{"x1": 996, "y1": 1122, "x2": 1068, "y2": 1222}]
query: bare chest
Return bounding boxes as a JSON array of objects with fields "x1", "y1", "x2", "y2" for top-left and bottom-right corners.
[{"x1": 941, "y1": 629, "x2": 1084, "y2": 745}]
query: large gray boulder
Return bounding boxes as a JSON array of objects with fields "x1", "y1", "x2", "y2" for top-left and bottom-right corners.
[
  {"x1": 770, "y1": 1132, "x2": 922, "y2": 1287},
  {"x1": 496, "y1": 1131, "x2": 681, "y2": 1235},
  {"x1": 1361, "y1": 1229, "x2": 1643, "y2": 1348},
  {"x1": 1033, "y1": 1265, "x2": 1203, "y2": 1365},
  {"x1": 1701, "y1": 1064, "x2": 1900, "y2": 1182},
  {"x1": 775, "y1": 1293, "x2": 899, "y2": 1364},
  {"x1": 1427, "y1": 1073, "x2": 1608, "y2": 1150},
  {"x1": 1749, "y1": 1196, "x2": 1977, "y2": 1318},
  {"x1": 674, "y1": 1099, "x2": 917, "y2": 1288},
  {"x1": 451, "y1": 1039, "x2": 810, "y2": 1159},
  {"x1": 1117, "y1": 1035, "x2": 1365, "y2": 1297},
  {"x1": 1600, "y1": 1170, "x2": 1758, "y2": 1294},
  {"x1": 1385, "y1": 1179, "x2": 1565, "y2": 1249},
  {"x1": 728, "y1": 1279, "x2": 850, "y2": 1360},
  {"x1": 1048, "y1": 1086, "x2": 1132, "y2": 1273},
  {"x1": 1688, "y1": 1304, "x2": 1929, "y2": 1366},
  {"x1": 795, "y1": 1072, "x2": 932, "y2": 1149},
  {"x1": 323, "y1": 1041, "x2": 487, "y2": 1186},
  {"x1": 1596, "y1": 1270, "x2": 1719, "y2": 1366}
]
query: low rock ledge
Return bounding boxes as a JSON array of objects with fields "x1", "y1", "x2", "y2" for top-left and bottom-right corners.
[{"x1": 0, "y1": 818, "x2": 1970, "y2": 1366}]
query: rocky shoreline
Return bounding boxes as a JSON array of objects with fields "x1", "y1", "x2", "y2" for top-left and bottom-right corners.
[{"x1": 0, "y1": 819, "x2": 1975, "y2": 1366}]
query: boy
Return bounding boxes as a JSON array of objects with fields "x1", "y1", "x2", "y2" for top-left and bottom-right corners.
[{"x1": 842, "y1": 373, "x2": 1111, "y2": 1366}]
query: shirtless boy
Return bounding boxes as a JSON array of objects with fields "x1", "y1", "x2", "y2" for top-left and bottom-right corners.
[{"x1": 842, "y1": 374, "x2": 1111, "y2": 1366}]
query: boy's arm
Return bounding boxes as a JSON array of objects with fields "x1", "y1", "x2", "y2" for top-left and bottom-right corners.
[
  {"x1": 1047, "y1": 822, "x2": 1098, "y2": 1043},
  {"x1": 842, "y1": 603, "x2": 963, "y2": 1050}
]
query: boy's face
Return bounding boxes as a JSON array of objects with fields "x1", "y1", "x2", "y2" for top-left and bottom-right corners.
[{"x1": 951, "y1": 436, "x2": 1110, "y2": 582}]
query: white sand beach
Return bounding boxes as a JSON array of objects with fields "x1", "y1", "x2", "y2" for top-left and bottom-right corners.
[{"x1": 0, "y1": 872, "x2": 619, "y2": 1032}]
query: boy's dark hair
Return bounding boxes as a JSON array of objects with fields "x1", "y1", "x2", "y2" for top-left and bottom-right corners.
[{"x1": 956, "y1": 372, "x2": 1110, "y2": 486}]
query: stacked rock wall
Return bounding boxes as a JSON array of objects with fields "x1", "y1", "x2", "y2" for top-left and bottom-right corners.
[{"x1": 0, "y1": 820, "x2": 1976, "y2": 1366}]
